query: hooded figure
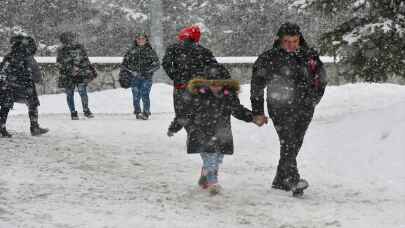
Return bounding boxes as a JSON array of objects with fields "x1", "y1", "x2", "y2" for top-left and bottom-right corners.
[
  {"x1": 162, "y1": 25, "x2": 231, "y2": 133},
  {"x1": 56, "y1": 31, "x2": 97, "y2": 120},
  {"x1": 0, "y1": 35, "x2": 49, "y2": 137},
  {"x1": 120, "y1": 32, "x2": 160, "y2": 119},
  {"x1": 250, "y1": 22, "x2": 327, "y2": 196}
]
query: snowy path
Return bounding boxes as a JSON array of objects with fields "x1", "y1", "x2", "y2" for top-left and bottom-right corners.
[{"x1": 1, "y1": 84, "x2": 405, "y2": 227}]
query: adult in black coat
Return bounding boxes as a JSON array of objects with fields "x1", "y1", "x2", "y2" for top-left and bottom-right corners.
[
  {"x1": 169, "y1": 75, "x2": 265, "y2": 193},
  {"x1": 56, "y1": 32, "x2": 97, "y2": 120},
  {"x1": 250, "y1": 23, "x2": 327, "y2": 195},
  {"x1": 162, "y1": 26, "x2": 230, "y2": 133},
  {"x1": 0, "y1": 35, "x2": 49, "y2": 137},
  {"x1": 120, "y1": 32, "x2": 160, "y2": 119}
]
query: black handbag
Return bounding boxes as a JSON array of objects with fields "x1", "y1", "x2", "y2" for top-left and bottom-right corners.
[{"x1": 118, "y1": 68, "x2": 132, "y2": 89}]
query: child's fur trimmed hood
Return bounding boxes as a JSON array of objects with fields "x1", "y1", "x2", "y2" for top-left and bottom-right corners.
[{"x1": 187, "y1": 79, "x2": 241, "y2": 94}]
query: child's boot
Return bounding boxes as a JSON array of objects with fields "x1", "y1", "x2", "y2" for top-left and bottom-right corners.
[{"x1": 198, "y1": 168, "x2": 208, "y2": 189}]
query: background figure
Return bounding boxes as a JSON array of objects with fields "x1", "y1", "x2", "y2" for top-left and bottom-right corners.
[
  {"x1": 120, "y1": 32, "x2": 160, "y2": 120},
  {"x1": 250, "y1": 22, "x2": 327, "y2": 196},
  {"x1": 0, "y1": 35, "x2": 49, "y2": 137},
  {"x1": 162, "y1": 25, "x2": 231, "y2": 134},
  {"x1": 56, "y1": 32, "x2": 97, "y2": 120}
]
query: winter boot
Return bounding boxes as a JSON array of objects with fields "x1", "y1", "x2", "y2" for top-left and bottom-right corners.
[
  {"x1": 198, "y1": 168, "x2": 208, "y2": 189},
  {"x1": 84, "y1": 110, "x2": 94, "y2": 118},
  {"x1": 71, "y1": 111, "x2": 79, "y2": 120},
  {"x1": 30, "y1": 125, "x2": 49, "y2": 136},
  {"x1": 206, "y1": 170, "x2": 221, "y2": 195},
  {"x1": 0, "y1": 108, "x2": 11, "y2": 137},
  {"x1": 143, "y1": 112, "x2": 151, "y2": 119},
  {"x1": 136, "y1": 113, "x2": 148, "y2": 120},
  {"x1": 272, "y1": 173, "x2": 290, "y2": 191},
  {"x1": 283, "y1": 178, "x2": 309, "y2": 197},
  {"x1": 0, "y1": 126, "x2": 12, "y2": 138},
  {"x1": 291, "y1": 179, "x2": 309, "y2": 197},
  {"x1": 207, "y1": 183, "x2": 222, "y2": 196}
]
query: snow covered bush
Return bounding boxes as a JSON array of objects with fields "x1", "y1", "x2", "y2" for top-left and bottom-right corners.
[{"x1": 293, "y1": 0, "x2": 405, "y2": 82}]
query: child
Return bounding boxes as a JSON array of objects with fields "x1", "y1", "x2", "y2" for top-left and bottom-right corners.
[{"x1": 168, "y1": 75, "x2": 267, "y2": 195}]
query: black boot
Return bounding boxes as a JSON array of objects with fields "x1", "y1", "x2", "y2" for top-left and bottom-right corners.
[
  {"x1": 71, "y1": 111, "x2": 79, "y2": 120},
  {"x1": 272, "y1": 169, "x2": 291, "y2": 191},
  {"x1": 30, "y1": 125, "x2": 49, "y2": 136},
  {"x1": 0, "y1": 126, "x2": 12, "y2": 138},
  {"x1": 272, "y1": 176, "x2": 291, "y2": 191},
  {"x1": 0, "y1": 107, "x2": 11, "y2": 138},
  {"x1": 143, "y1": 112, "x2": 151, "y2": 120},
  {"x1": 136, "y1": 113, "x2": 148, "y2": 120},
  {"x1": 28, "y1": 107, "x2": 48, "y2": 136},
  {"x1": 291, "y1": 179, "x2": 309, "y2": 197},
  {"x1": 84, "y1": 110, "x2": 94, "y2": 118},
  {"x1": 282, "y1": 177, "x2": 309, "y2": 197}
]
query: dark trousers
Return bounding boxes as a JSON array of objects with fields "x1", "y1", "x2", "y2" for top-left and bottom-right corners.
[
  {"x1": 168, "y1": 88, "x2": 191, "y2": 132},
  {"x1": 270, "y1": 105, "x2": 314, "y2": 185},
  {"x1": 0, "y1": 104, "x2": 39, "y2": 128}
]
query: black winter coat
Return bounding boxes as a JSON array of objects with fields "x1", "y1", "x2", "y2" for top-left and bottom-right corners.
[
  {"x1": 121, "y1": 45, "x2": 160, "y2": 80},
  {"x1": 0, "y1": 53, "x2": 41, "y2": 108},
  {"x1": 250, "y1": 47, "x2": 327, "y2": 116},
  {"x1": 162, "y1": 41, "x2": 230, "y2": 85},
  {"x1": 56, "y1": 44, "x2": 97, "y2": 88},
  {"x1": 174, "y1": 79, "x2": 253, "y2": 155}
]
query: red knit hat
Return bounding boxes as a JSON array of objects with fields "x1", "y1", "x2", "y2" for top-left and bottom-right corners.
[{"x1": 178, "y1": 26, "x2": 201, "y2": 43}]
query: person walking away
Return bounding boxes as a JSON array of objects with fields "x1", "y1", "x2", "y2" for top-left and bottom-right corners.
[
  {"x1": 56, "y1": 32, "x2": 97, "y2": 120},
  {"x1": 0, "y1": 35, "x2": 49, "y2": 137}
]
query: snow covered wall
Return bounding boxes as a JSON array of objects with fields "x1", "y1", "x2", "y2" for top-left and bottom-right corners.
[{"x1": 0, "y1": 56, "x2": 341, "y2": 95}]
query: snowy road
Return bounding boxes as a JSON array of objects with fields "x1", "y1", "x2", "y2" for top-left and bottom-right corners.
[{"x1": 1, "y1": 84, "x2": 405, "y2": 227}]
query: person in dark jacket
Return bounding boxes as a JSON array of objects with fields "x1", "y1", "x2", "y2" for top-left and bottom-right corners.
[
  {"x1": 162, "y1": 25, "x2": 231, "y2": 133},
  {"x1": 0, "y1": 35, "x2": 49, "y2": 137},
  {"x1": 250, "y1": 23, "x2": 327, "y2": 196},
  {"x1": 56, "y1": 32, "x2": 97, "y2": 120},
  {"x1": 121, "y1": 32, "x2": 160, "y2": 120},
  {"x1": 169, "y1": 74, "x2": 266, "y2": 195}
]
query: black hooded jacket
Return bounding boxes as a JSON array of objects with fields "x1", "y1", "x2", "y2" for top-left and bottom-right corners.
[
  {"x1": 0, "y1": 35, "x2": 41, "y2": 108},
  {"x1": 250, "y1": 28, "x2": 327, "y2": 116},
  {"x1": 174, "y1": 79, "x2": 253, "y2": 155},
  {"x1": 162, "y1": 40, "x2": 230, "y2": 85},
  {"x1": 56, "y1": 41, "x2": 96, "y2": 88}
]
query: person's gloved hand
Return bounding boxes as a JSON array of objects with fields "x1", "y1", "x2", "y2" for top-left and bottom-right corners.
[
  {"x1": 253, "y1": 115, "x2": 269, "y2": 127},
  {"x1": 167, "y1": 130, "x2": 175, "y2": 137}
]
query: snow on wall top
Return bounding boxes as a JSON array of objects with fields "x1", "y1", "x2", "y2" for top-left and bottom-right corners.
[{"x1": 0, "y1": 56, "x2": 335, "y2": 64}]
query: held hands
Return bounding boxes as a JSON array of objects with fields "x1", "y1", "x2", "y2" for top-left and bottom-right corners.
[{"x1": 253, "y1": 115, "x2": 269, "y2": 127}]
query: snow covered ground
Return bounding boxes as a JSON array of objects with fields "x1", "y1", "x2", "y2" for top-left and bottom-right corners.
[{"x1": 1, "y1": 83, "x2": 405, "y2": 228}]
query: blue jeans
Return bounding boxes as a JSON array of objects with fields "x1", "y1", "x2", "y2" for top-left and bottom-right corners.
[
  {"x1": 200, "y1": 152, "x2": 224, "y2": 184},
  {"x1": 131, "y1": 78, "x2": 152, "y2": 114},
  {"x1": 65, "y1": 83, "x2": 89, "y2": 113}
]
